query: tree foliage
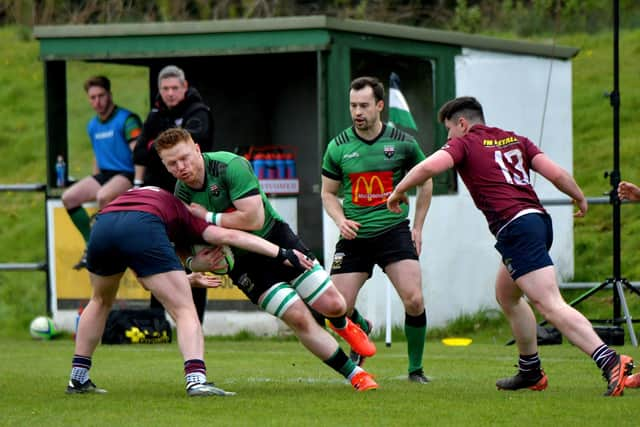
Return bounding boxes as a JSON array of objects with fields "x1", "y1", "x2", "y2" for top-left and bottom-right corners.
[{"x1": 0, "y1": 0, "x2": 638, "y2": 36}]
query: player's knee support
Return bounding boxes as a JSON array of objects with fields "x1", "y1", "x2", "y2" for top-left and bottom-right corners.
[
  {"x1": 291, "y1": 263, "x2": 332, "y2": 305},
  {"x1": 259, "y1": 283, "x2": 300, "y2": 318}
]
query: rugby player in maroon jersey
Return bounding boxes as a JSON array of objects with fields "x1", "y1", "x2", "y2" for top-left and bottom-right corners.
[
  {"x1": 388, "y1": 96, "x2": 634, "y2": 397},
  {"x1": 66, "y1": 187, "x2": 311, "y2": 397}
]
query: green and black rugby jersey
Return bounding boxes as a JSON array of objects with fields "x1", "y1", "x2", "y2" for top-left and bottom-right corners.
[
  {"x1": 322, "y1": 124, "x2": 426, "y2": 238},
  {"x1": 174, "y1": 151, "x2": 282, "y2": 239}
]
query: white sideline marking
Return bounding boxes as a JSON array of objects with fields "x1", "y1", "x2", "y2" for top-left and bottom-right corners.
[{"x1": 223, "y1": 375, "x2": 436, "y2": 385}]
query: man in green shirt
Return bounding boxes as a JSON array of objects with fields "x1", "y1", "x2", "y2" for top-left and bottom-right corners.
[
  {"x1": 321, "y1": 76, "x2": 433, "y2": 383},
  {"x1": 155, "y1": 127, "x2": 378, "y2": 392}
]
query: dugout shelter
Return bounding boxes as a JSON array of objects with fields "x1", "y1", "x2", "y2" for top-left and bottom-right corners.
[{"x1": 34, "y1": 16, "x2": 578, "y2": 334}]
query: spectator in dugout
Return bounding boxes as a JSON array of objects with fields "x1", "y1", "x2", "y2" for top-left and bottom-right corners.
[{"x1": 62, "y1": 75, "x2": 142, "y2": 270}]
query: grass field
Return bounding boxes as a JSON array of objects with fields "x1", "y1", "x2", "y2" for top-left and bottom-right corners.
[{"x1": 1, "y1": 335, "x2": 638, "y2": 427}]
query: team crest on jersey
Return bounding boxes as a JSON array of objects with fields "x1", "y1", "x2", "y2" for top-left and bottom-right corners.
[
  {"x1": 383, "y1": 145, "x2": 395, "y2": 159},
  {"x1": 209, "y1": 184, "x2": 220, "y2": 196}
]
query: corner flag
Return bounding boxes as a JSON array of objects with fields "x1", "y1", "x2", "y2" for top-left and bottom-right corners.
[{"x1": 388, "y1": 72, "x2": 418, "y2": 131}]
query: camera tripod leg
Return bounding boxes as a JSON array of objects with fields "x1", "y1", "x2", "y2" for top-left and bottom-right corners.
[
  {"x1": 565, "y1": 280, "x2": 611, "y2": 308},
  {"x1": 615, "y1": 280, "x2": 638, "y2": 347},
  {"x1": 622, "y1": 280, "x2": 640, "y2": 297}
]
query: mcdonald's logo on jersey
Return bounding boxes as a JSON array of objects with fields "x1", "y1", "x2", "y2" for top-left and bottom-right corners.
[{"x1": 350, "y1": 171, "x2": 393, "y2": 207}]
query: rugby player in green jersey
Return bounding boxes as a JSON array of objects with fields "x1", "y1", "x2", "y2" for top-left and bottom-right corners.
[
  {"x1": 154, "y1": 128, "x2": 378, "y2": 392},
  {"x1": 321, "y1": 76, "x2": 433, "y2": 383}
]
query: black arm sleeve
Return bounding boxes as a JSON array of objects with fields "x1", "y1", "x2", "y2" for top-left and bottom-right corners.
[{"x1": 183, "y1": 108, "x2": 214, "y2": 152}]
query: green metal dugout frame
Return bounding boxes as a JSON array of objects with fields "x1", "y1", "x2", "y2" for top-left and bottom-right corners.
[{"x1": 34, "y1": 16, "x2": 578, "y2": 255}]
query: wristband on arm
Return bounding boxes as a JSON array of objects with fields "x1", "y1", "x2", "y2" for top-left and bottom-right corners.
[
  {"x1": 205, "y1": 212, "x2": 223, "y2": 226},
  {"x1": 275, "y1": 247, "x2": 303, "y2": 270}
]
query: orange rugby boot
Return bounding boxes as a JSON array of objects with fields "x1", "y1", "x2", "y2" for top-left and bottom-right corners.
[
  {"x1": 350, "y1": 371, "x2": 378, "y2": 392},
  {"x1": 329, "y1": 318, "x2": 376, "y2": 357}
]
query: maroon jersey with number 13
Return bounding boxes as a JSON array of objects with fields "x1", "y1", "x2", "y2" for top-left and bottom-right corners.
[{"x1": 441, "y1": 124, "x2": 547, "y2": 235}]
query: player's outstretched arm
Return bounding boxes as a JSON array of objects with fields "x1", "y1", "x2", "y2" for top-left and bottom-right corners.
[
  {"x1": 189, "y1": 195, "x2": 265, "y2": 231},
  {"x1": 388, "y1": 150, "x2": 453, "y2": 213},
  {"x1": 618, "y1": 181, "x2": 640, "y2": 202},
  {"x1": 531, "y1": 153, "x2": 587, "y2": 217},
  {"x1": 201, "y1": 226, "x2": 313, "y2": 270}
]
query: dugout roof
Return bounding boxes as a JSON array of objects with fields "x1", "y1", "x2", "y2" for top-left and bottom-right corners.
[{"x1": 34, "y1": 16, "x2": 578, "y2": 60}]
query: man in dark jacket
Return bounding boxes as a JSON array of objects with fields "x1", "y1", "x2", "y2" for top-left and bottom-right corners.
[
  {"x1": 133, "y1": 65, "x2": 214, "y2": 322},
  {"x1": 134, "y1": 65, "x2": 214, "y2": 190}
]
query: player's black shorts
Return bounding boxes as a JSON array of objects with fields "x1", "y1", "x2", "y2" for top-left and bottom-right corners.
[
  {"x1": 92, "y1": 169, "x2": 134, "y2": 185},
  {"x1": 87, "y1": 211, "x2": 184, "y2": 277},
  {"x1": 229, "y1": 220, "x2": 312, "y2": 304},
  {"x1": 329, "y1": 219, "x2": 419, "y2": 278},
  {"x1": 494, "y1": 212, "x2": 554, "y2": 280}
]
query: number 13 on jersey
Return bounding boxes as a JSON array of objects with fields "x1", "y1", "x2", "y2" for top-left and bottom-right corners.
[{"x1": 494, "y1": 148, "x2": 530, "y2": 185}]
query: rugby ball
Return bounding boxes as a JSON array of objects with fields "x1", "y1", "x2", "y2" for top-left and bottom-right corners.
[
  {"x1": 29, "y1": 316, "x2": 58, "y2": 340},
  {"x1": 192, "y1": 244, "x2": 235, "y2": 275}
]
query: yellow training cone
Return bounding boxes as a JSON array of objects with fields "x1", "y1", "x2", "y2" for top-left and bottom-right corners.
[{"x1": 441, "y1": 337, "x2": 472, "y2": 346}]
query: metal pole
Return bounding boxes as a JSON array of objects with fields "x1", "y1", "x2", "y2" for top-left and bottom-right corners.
[
  {"x1": 610, "y1": 0, "x2": 622, "y2": 323},
  {"x1": 616, "y1": 281, "x2": 638, "y2": 346},
  {"x1": 44, "y1": 193, "x2": 52, "y2": 316},
  {"x1": 385, "y1": 278, "x2": 392, "y2": 347}
]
